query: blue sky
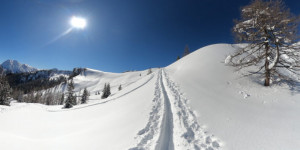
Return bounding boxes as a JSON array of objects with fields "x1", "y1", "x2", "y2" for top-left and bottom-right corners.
[{"x1": 0, "y1": 0, "x2": 299, "y2": 72}]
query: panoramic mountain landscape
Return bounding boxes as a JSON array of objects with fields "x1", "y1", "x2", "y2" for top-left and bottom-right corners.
[{"x1": 1, "y1": 0, "x2": 300, "y2": 150}]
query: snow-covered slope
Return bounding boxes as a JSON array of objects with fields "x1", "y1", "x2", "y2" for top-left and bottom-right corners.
[
  {"x1": 1, "y1": 59, "x2": 38, "y2": 73},
  {"x1": 0, "y1": 69, "x2": 156, "y2": 150},
  {"x1": 165, "y1": 44, "x2": 300, "y2": 150},
  {"x1": 1, "y1": 44, "x2": 300, "y2": 150}
]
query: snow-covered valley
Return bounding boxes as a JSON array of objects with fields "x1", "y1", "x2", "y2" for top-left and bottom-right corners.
[{"x1": 1, "y1": 44, "x2": 300, "y2": 150}]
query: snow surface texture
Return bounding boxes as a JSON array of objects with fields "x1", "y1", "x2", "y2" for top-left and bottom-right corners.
[
  {"x1": 1, "y1": 59, "x2": 38, "y2": 73},
  {"x1": 0, "y1": 69, "x2": 157, "y2": 150},
  {"x1": 1, "y1": 44, "x2": 300, "y2": 150},
  {"x1": 166, "y1": 44, "x2": 300, "y2": 150},
  {"x1": 130, "y1": 69, "x2": 220, "y2": 150}
]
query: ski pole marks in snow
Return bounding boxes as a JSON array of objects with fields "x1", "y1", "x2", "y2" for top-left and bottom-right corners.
[{"x1": 130, "y1": 69, "x2": 221, "y2": 150}]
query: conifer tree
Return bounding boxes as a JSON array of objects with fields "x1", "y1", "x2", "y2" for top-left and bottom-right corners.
[
  {"x1": 60, "y1": 93, "x2": 64, "y2": 105},
  {"x1": 0, "y1": 77, "x2": 11, "y2": 106},
  {"x1": 183, "y1": 45, "x2": 190, "y2": 57},
  {"x1": 64, "y1": 79, "x2": 75, "y2": 108},
  {"x1": 81, "y1": 87, "x2": 89, "y2": 104},
  {"x1": 101, "y1": 83, "x2": 111, "y2": 99}
]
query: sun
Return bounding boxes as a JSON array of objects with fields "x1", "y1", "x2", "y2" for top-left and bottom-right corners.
[{"x1": 70, "y1": 16, "x2": 87, "y2": 29}]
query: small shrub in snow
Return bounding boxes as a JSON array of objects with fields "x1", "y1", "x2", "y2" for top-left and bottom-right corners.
[
  {"x1": 118, "y1": 85, "x2": 122, "y2": 91},
  {"x1": 147, "y1": 69, "x2": 152, "y2": 75}
]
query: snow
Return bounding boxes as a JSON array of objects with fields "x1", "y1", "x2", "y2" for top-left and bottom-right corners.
[
  {"x1": 268, "y1": 49, "x2": 278, "y2": 70},
  {"x1": 1, "y1": 44, "x2": 300, "y2": 150},
  {"x1": 0, "y1": 69, "x2": 157, "y2": 150},
  {"x1": 165, "y1": 44, "x2": 300, "y2": 150}
]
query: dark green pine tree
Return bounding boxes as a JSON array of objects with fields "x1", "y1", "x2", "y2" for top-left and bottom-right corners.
[
  {"x1": 106, "y1": 83, "x2": 111, "y2": 97},
  {"x1": 0, "y1": 76, "x2": 11, "y2": 106},
  {"x1": 81, "y1": 87, "x2": 89, "y2": 104},
  {"x1": 64, "y1": 79, "x2": 75, "y2": 108},
  {"x1": 101, "y1": 83, "x2": 111, "y2": 99}
]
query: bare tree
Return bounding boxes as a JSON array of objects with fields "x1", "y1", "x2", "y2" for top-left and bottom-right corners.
[{"x1": 230, "y1": 0, "x2": 300, "y2": 86}]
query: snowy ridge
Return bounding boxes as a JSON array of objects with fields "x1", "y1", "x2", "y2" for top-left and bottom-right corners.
[{"x1": 1, "y1": 59, "x2": 38, "y2": 73}]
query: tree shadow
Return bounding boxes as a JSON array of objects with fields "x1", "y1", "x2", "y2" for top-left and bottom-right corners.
[{"x1": 246, "y1": 71, "x2": 300, "y2": 95}]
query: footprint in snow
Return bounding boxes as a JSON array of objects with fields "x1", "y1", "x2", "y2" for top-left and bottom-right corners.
[{"x1": 239, "y1": 91, "x2": 250, "y2": 99}]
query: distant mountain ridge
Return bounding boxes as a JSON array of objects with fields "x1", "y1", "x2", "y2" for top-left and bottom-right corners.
[{"x1": 1, "y1": 59, "x2": 38, "y2": 73}]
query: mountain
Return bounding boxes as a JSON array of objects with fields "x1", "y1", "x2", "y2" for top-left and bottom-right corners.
[
  {"x1": 1, "y1": 59, "x2": 38, "y2": 73},
  {"x1": 6, "y1": 68, "x2": 73, "y2": 94}
]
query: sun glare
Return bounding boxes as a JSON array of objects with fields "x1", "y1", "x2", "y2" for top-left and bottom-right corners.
[{"x1": 70, "y1": 16, "x2": 87, "y2": 29}]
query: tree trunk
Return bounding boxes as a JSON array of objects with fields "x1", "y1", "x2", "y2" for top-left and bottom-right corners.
[{"x1": 264, "y1": 43, "x2": 270, "y2": 86}]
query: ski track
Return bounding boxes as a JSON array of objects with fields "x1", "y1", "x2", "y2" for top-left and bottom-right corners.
[
  {"x1": 130, "y1": 69, "x2": 221, "y2": 150},
  {"x1": 129, "y1": 70, "x2": 164, "y2": 150},
  {"x1": 155, "y1": 69, "x2": 174, "y2": 150}
]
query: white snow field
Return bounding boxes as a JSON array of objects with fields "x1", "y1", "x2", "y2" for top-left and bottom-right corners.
[{"x1": 1, "y1": 44, "x2": 300, "y2": 150}]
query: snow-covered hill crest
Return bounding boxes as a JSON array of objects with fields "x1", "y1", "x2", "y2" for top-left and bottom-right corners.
[{"x1": 1, "y1": 59, "x2": 38, "y2": 73}]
